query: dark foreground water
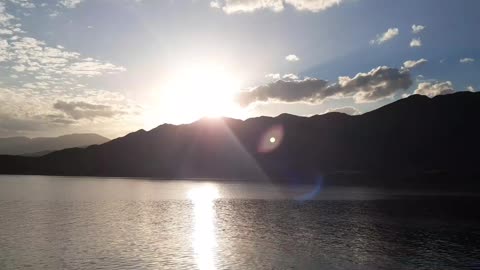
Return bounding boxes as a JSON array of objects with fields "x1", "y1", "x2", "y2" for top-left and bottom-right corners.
[{"x1": 0, "y1": 176, "x2": 479, "y2": 270}]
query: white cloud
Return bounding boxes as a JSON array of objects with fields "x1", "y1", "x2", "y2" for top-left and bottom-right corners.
[
  {"x1": 285, "y1": 54, "x2": 300, "y2": 62},
  {"x1": 410, "y1": 38, "x2": 422, "y2": 47},
  {"x1": 460, "y1": 58, "x2": 475, "y2": 63},
  {"x1": 0, "y1": 28, "x2": 13, "y2": 35},
  {"x1": 49, "y1": 11, "x2": 59, "y2": 17},
  {"x1": 0, "y1": 23, "x2": 126, "y2": 78},
  {"x1": 411, "y1": 24, "x2": 425, "y2": 34},
  {"x1": 59, "y1": 0, "x2": 84, "y2": 8},
  {"x1": 0, "y1": 5, "x2": 100, "y2": 77},
  {"x1": 467, "y1": 86, "x2": 477, "y2": 92},
  {"x1": 282, "y1": 73, "x2": 298, "y2": 80},
  {"x1": 370, "y1": 28, "x2": 399, "y2": 45},
  {"x1": 0, "y1": 1, "x2": 138, "y2": 137},
  {"x1": 210, "y1": 1, "x2": 221, "y2": 8},
  {"x1": 7, "y1": 0, "x2": 35, "y2": 8},
  {"x1": 0, "y1": 39, "x2": 8, "y2": 62},
  {"x1": 266, "y1": 73, "x2": 299, "y2": 81},
  {"x1": 12, "y1": 65, "x2": 26, "y2": 72},
  {"x1": 215, "y1": 0, "x2": 284, "y2": 13},
  {"x1": 0, "y1": 4, "x2": 15, "y2": 30},
  {"x1": 265, "y1": 73, "x2": 281, "y2": 80},
  {"x1": 210, "y1": 0, "x2": 342, "y2": 14},
  {"x1": 403, "y1": 58, "x2": 427, "y2": 69},
  {"x1": 414, "y1": 81, "x2": 454, "y2": 98},
  {"x1": 284, "y1": 0, "x2": 341, "y2": 12}
]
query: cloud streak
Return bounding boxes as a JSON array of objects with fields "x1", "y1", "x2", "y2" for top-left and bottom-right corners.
[
  {"x1": 460, "y1": 58, "x2": 475, "y2": 63},
  {"x1": 53, "y1": 100, "x2": 126, "y2": 120},
  {"x1": 285, "y1": 54, "x2": 300, "y2": 62},
  {"x1": 59, "y1": 0, "x2": 84, "y2": 8},
  {"x1": 411, "y1": 24, "x2": 425, "y2": 34},
  {"x1": 370, "y1": 28, "x2": 399, "y2": 45},
  {"x1": 403, "y1": 58, "x2": 427, "y2": 69},
  {"x1": 210, "y1": 0, "x2": 342, "y2": 13}
]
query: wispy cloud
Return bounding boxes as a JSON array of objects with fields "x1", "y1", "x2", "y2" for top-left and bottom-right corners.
[
  {"x1": 6, "y1": 0, "x2": 35, "y2": 8},
  {"x1": 411, "y1": 24, "x2": 425, "y2": 34},
  {"x1": 0, "y1": 2, "x2": 140, "y2": 137},
  {"x1": 53, "y1": 100, "x2": 125, "y2": 120},
  {"x1": 285, "y1": 54, "x2": 300, "y2": 62},
  {"x1": 403, "y1": 58, "x2": 427, "y2": 69},
  {"x1": 210, "y1": 0, "x2": 342, "y2": 14},
  {"x1": 284, "y1": 0, "x2": 342, "y2": 12},
  {"x1": 460, "y1": 58, "x2": 475, "y2": 63},
  {"x1": 265, "y1": 73, "x2": 281, "y2": 80},
  {"x1": 265, "y1": 73, "x2": 299, "y2": 81},
  {"x1": 0, "y1": 5, "x2": 125, "y2": 83},
  {"x1": 370, "y1": 28, "x2": 399, "y2": 45},
  {"x1": 59, "y1": 0, "x2": 84, "y2": 9},
  {"x1": 282, "y1": 73, "x2": 298, "y2": 80}
]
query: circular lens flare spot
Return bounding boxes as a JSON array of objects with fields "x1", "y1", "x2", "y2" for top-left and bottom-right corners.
[{"x1": 258, "y1": 125, "x2": 284, "y2": 153}]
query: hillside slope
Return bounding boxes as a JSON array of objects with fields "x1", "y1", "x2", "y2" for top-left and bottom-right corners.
[{"x1": 1, "y1": 92, "x2": 479, "y2": 188}]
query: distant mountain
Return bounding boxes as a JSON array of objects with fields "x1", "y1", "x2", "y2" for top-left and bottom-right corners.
[
  {"x1": 21, "y1": 150, "x2": 55, "y2": 157},
  {"x1": 0, "y1": 133, "x2": 110, "y2": 156},
  {"x1": 1, "y1": 92, "x2": 480, "y2": 189}
]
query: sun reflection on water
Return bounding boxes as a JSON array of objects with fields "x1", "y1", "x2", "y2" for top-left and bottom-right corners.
[{"x1": 188, "y1": 184, "x2": 219, "y2": 270}]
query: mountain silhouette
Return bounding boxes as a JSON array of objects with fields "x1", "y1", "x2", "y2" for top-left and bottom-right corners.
[
  {"x1": 0, "y1": 133, "x2": 109, "y2": 156},
  {"x1": 1, "y1": 92, "x2": 479, "y2": 189}
]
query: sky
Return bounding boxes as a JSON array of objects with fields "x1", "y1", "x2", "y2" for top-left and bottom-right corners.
[{"x1": 0, "y1": 0, "x2": 478, "y2": 138}]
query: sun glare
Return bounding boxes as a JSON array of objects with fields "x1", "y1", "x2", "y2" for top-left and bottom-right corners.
[
  {"x1": 160, "y1": 64, "x2": 243, "y2": 123},
  {"x1": 188, "y1": 184, "x2": 220, "y2": 270},
  {"x1": 187, "y1": 185, "x2": 220, "y2": 202}
]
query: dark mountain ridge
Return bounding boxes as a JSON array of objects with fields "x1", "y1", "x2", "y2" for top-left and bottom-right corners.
[{"x1": 1, "y1": 92, "x2": 480, "y2": 189}]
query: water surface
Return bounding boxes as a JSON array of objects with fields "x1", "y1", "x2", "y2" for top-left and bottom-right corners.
[{"x1": 0, "y1": 175, "x2": 479, "y2": 269}]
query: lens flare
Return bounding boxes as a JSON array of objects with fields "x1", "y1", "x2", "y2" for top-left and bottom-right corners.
[
  {"x1": 258, "y1": 125, "x2": 284, "y2": 153},
  {"x1": 294, "y1": 176, "x2": 324, "y2": 201}
]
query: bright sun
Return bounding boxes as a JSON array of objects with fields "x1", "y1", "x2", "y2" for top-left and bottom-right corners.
[{"x1": 160, "y1": 64, "x2": 243, "y2": 123}]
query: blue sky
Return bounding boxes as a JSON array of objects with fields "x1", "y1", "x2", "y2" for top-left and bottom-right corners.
[{"x1": 0, "y1": 0, "x2": 478, "y2": 138}]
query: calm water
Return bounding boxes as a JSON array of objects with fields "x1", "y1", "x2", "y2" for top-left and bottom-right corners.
[{"x1": 0, "y1": 176, "x2": 479, "y2": 270}]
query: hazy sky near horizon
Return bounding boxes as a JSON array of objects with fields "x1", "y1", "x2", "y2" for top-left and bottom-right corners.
[{"x1": 0, "y1": 0, "x2": 479, "y2": 138}]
